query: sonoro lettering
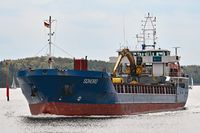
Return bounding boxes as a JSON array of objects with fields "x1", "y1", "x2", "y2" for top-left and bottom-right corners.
[{"x1": 83, "y1": 79, "x2": 98, "y2": 84}]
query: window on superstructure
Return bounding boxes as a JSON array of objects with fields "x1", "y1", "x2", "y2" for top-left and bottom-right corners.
[
  {"x1": 135, "y1": 52, "x2": 139, "y2": 56},
  {"x1": 158, "y1": 52, "x2": 164, "y2": 56},
  {"x1": 146, "y1": 52, "x2": 150, "y2": 56},
  {"x1": 142, "y1": 52, "x2": 146, "y2": 56},
  {"x1": 133, "y1": 52, "x2": 137, "y2": 56}
]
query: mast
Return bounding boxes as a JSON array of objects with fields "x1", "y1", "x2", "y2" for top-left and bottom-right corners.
[
  {"x1": 136, "y1": 13, "x2": 157, "y2": 50},
  {"x1": 45, "y1": 16, "x2": 54, "y2": 69},
  {"x1": 49, "y1": 16, "x2": 52, "y2": 67},
  {"x1": 123, "y1": 18, "x2": 126, "y2": 47},
  {"x1": 173, "y1": 47, "x2": 180, "y2": 56}
]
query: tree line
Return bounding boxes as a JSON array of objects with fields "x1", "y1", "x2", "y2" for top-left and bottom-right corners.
[
  {"x1": 0, "y1": 56, "x2": 114, "y2": 88},
  {"x1": 0, "y1": 56, "x2": 198, "y2": 88}
]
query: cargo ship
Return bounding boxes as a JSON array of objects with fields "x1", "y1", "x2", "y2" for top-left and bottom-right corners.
[{"x1": 17, "y1": 13, "x2": 190, "y2": 116}]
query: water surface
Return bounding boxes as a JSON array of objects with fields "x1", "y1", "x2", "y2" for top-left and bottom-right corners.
[{"x1": 0, "y1": 87, "x2": 199, "y2": 133}]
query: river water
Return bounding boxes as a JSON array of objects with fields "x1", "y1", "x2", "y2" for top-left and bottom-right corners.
[{"x1": 0, "y1": 86, "x2": 200, "y2": 133}]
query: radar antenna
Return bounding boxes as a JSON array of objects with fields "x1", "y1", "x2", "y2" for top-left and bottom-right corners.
[{"x1": 136, "y1": 13, "x2": 157, "y2": 50}]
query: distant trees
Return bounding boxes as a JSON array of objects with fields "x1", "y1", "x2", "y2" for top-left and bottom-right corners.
[
  {"x1": 0, "y1": 56, "x2": 199, "y2": 88},
  {"x1": 182, "y1": 65, "x2": 200, "y2": 85},
  {"x1": 0, "y1": 56, "x2": 114, "y2": 88}
]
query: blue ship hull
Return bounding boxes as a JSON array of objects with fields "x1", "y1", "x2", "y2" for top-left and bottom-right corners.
[
  {"x1": 17, "y1": 69, "x2": 187, "y2": 116},
  {"x1": 17, "y1": 69, "x2": 118, "y2": 104}
]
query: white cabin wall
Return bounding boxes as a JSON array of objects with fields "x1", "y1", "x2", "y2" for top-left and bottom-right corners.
[{"x1": 153, "y1": 63, "x2": 164, "y2": 76}]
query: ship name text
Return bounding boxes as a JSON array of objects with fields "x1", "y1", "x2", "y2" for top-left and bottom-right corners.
[{"x1": 83, "y1": 79, "x2": 98, "y2": 84}]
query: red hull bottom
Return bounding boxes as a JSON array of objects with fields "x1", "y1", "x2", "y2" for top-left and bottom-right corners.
[{"x1": 29, "y1": 102, "x2": 186, "y2": 116}]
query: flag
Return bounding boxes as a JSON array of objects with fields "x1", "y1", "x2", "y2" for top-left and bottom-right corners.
[{"x1": 44, "y1": 21, "x2": 50, "y2": 28}]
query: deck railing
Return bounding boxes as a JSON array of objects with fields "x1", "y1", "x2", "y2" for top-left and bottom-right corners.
[{"x1": 114, "y1": 84, "x2": 176, "y2": 95}]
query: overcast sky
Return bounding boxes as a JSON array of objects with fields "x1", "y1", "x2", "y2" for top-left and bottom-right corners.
[{"x1": 0, "y1": 0, "x2": 200, "y2": 65}]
